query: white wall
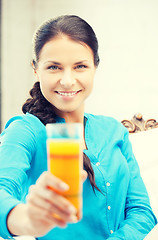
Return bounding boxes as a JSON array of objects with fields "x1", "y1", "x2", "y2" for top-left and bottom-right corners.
[{"x1": 1, "y1": 0, "x2": 158, "y2": 130}]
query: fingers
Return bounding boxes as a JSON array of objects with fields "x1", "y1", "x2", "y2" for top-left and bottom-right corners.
[
  {"x1": 26, "y1": 170, "x2": 86, "y2": 229},
  {"x1": 27, "y1": 199, "x2": 77, "y2": 228},
  {"x1": 37, "y1": 170, "x2": 87, "y2": 192},
  {"x1": 31, "y1": 170, "x2": 86, "y2": 215},
  {"x1": 20, "y1": 170, "x2": 86, "y2": 236},
  {"x1": 81, "y1": 170, "x2": 87, "y2": 182},
  {"x1": 26, "y1": 172, "x2": 78, "y2": 227},
  {"x1": 26, "y1": 201, "x2": 67, "y2": 228},
  {"x1": 36, "y1": 171, "x2": 69, "y2": 192},
  {"x1": 27, "y1": 186, "x2": 77, "y2": 217}
]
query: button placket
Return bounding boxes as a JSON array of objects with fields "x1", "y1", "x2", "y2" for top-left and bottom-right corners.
[{"x1": 106, "y1": 180, "x2": 113, "y2": 235}]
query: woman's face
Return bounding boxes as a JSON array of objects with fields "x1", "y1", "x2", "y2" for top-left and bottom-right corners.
[{"x1": 34, "y1": 35, "x2": 96, "y2": 118}]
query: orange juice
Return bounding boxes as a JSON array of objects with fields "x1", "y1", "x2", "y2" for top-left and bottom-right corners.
[{"x1": 47, "y1": 138, "x2": 83, "y2": 219}]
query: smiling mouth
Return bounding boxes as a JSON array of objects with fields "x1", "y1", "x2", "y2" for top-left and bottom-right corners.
[{"x1": 55, "y1": 90, "x2": 81, "y2": 96}]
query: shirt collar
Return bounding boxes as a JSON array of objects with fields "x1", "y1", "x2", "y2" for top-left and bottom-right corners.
[{"x1": 55, "y1": 113, "x2": 88, "y2": 125}]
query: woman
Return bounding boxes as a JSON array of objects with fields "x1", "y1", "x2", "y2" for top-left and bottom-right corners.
[{"x1": 0, "y1": 15, "x2": 157, "y2": 239}]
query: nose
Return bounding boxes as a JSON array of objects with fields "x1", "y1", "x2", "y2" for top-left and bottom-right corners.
[{"x1": 60, "y1": 70, "x2": 76, "y2": 89}]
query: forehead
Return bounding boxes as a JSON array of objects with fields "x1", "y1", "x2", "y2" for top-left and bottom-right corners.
[{"x1": 38, "y1": 35, "x2": 94, "y2": 63}]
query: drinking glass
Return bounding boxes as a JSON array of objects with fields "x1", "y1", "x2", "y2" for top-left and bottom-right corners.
[{"x1": 46, "y1": 123, "x2": 83, "y2": 220}]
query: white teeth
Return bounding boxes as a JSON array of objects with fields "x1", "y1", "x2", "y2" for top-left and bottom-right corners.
[{"x1": 57, "y1": 91, "x2": 78, "y2": 96}]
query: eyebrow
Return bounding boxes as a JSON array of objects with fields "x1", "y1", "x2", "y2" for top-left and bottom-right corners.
[
  {"x1": 44, "y1": 60, "x2": 88, "y2": 65},
  {"x1": 44, "y1": 61, "x2": 61, "y2": 65},
  {"x1": 74, "y1": 60, "x2": 88, "y2": 65}
]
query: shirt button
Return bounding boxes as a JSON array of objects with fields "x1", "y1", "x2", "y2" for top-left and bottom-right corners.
[
  {"x1": 96, "y1": 162, "x2": 100, "y2": 166},
  {"x1": 106, "y1": 182, "x2": 110, "y2": 187},
  {"x1": 110, "y1": 230, "x2": 113, "y2": 234},
  {"x1": 108, "y1": 206, "x2": 111, "y2": 210}
]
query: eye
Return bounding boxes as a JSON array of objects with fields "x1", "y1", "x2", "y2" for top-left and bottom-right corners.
[
  {"x1": 75, "y1": 64, "x2": 87, "y2": 70},
  {"x1": 47, "y1": 65, "x2": 60, "y2": 70}
]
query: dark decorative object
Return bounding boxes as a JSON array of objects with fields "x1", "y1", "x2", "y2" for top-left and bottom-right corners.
[{"x1": 121, "y1": 113, "x2": 158, "y2": 133}]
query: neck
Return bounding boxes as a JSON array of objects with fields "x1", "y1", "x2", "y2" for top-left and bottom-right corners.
[
  {"x1": 63, "y1": 111, "x2": 84, "y2": 123},
  {"x1": 56, "y1": 106, "x2": 85, "y2": 123}
]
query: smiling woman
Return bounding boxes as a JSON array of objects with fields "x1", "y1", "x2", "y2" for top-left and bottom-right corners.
[{"x1": 0, "y1": 15, "x2": 157, "y2": 240}]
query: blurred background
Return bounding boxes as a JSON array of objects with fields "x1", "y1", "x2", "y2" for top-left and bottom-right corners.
[{"x1": 0, "y1": 0, "x2": 158, "y2": 131}]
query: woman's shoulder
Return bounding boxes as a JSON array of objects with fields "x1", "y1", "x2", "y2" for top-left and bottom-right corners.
[
  {"x1": 0, "y1": 113, "x2": 46, "y2": 152},
  {"x1": 85, "y1": 113, "x2": 128, "y2": 139},
  {"x1": 85, "y1": 113, "x2": 124, "y2": 128},
  {"x1": 3, "y1": 113, "x2": 45, "y2": 136}
]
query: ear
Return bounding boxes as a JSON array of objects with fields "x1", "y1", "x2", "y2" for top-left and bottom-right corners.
[{"x1": 32, "y1": 61, "x2": 39, "y2": 81}]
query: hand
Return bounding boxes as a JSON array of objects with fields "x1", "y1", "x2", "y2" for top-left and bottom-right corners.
[{"x1": 25, "y1": 170, "x2": 87, "y2": 236}]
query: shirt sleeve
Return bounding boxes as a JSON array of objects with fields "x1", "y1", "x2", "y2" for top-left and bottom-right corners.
[
  {"x1": 0, "y1": 117, "x2": 36, "y2": 238},
  {"x1": 107, "y1": 128, "x2": 157, "y2": 240}
]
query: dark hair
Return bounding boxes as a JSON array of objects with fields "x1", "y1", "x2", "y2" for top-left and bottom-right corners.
[
  {"x1": 32, "y1": 15, "x2": 99, "y2": 67},
  {"x1": 22, "y1": 15, "x2": 101, "y2": 193}
]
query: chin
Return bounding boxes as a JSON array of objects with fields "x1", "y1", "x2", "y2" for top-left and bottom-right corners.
[{"x1": 53, "y1": 102, "x2": 84, "y2": 116}]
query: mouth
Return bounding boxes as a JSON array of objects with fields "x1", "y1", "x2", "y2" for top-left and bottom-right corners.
[{"x1": 55, "y1": 90, "x2": 81, "y2": 96}]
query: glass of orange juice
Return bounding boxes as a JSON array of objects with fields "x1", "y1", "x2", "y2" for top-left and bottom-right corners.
[{"x1": 46, "y1": 123, "x2": 83, "y2": 220}]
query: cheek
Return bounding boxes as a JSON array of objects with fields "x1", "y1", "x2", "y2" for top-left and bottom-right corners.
[
  {"x1": 39, "y1": 74, "x2": 55, "y2": 90},
  {"x1": 88, "y1": 81, "x2": 94, "y2": 95},
  {"x1": 83, "y1": 73, "x2": 94, "y2": 91}
]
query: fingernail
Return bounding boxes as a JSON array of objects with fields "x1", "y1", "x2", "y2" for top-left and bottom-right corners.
[
  {"x1": 70, "y1": 215, "x2": 78, "y2": 222},
  {"x1": 68, "y1": 205, "x2": 77, "y2": 214},
  {"x1": 59, "y1": 182, "x2": 69, "y2": 190}
]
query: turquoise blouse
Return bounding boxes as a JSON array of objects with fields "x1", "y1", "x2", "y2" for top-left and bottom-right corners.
[{"x1": 0, "y1": 113, "x2": 157, "y2": 239}]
